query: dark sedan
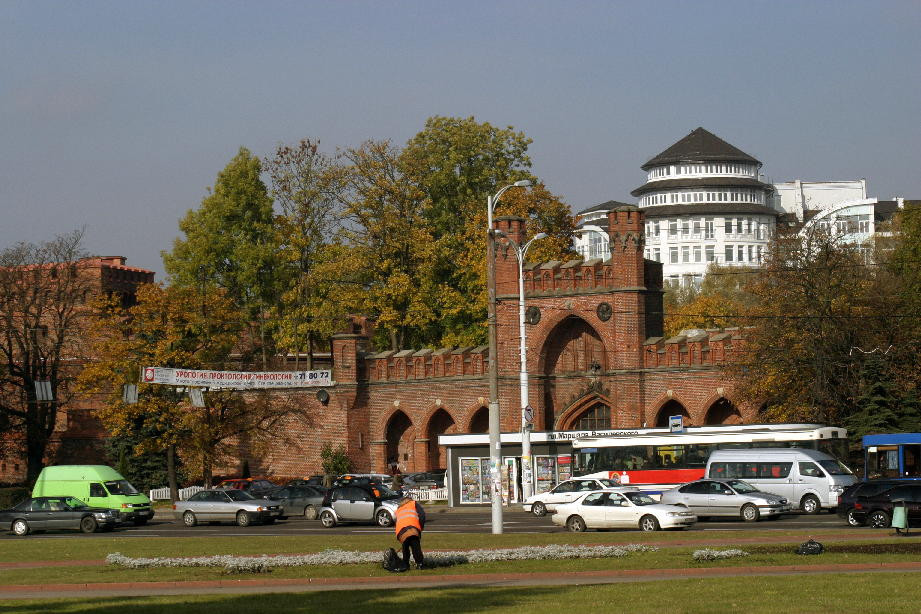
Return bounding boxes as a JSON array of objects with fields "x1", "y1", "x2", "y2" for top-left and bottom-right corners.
[
  {"x1": 1, "y1": 496, "x2": 119, "y2": 535},
  {"x1": 849, "y1": 483, "x2": 921, "y2": 528},
  {"x1": 836, "y1": 480, "x2": 904, "y2": 526},
  {"x1": 267, "y1": 485, "x2": 326, "y2": 520}
]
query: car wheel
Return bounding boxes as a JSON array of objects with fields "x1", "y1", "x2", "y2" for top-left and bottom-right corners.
[
  {"x1": 800, "y1": 494, "x2": 821, "y2": 515},
  {"x1": 639, "y1": 515, "x2": 660, "y2": 532},
  {"x1": 566, "y1": 515, "x2": 586, "y2": 532},
  {"x1": 741, "y1": 504, "x2": 760, "y2": 522},
  {"x1": 532, "y1": 501, "x2": 547, "y2": 517},
  {"x1": 12, "y1": 519, "x2": 29, "y2": 536},
  {"x1": 847, "y1": 509, "x2": 865, "y2": 527},
  {"x1": 80, "y1": 516, "x2": 98, "y2": 534},
  {"x1": 304, "y1": 505, "x2": 318, "y2": 520},
  {"x1": 236, "y1": 511, "x2": 251, "y2": 527},
  {"x1": 869, "y1": 510, "x2": 890, "y2": 529},
  {"x1": 376, "y1": 509, "x2": 393, "y2": 527},
  {"x1": 320, "y1": 510, "x2": 336, "y2": 528},
  {"x1": 183, "y1": 511, "x2": 198, "y2": 527}
]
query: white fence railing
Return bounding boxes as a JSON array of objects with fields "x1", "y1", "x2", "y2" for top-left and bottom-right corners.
[
  {"x1": 149, "y1": 485, "x2": 205, "y2": 501},
  {"x1": 405, "y1": 487, "x2": 447, "y2": 501}
]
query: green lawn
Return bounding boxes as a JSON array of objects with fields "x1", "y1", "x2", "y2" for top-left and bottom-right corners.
[
  {"x1": 0, "y1": 527, "x2": 877, "y2": 563},
  {"x1": 0, "y1": 538, "x2": 919, "y2": 586},
  {"x1": 1, "y1": 573, "x2": 919, "y2": 613}
]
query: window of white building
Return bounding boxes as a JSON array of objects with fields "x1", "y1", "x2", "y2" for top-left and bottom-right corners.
[
  {"x1": 693, "y1": 246, "x2": 702, "y2": 262},
  {"x1": 670, "y1": 247, "x2": 679, "y2": 263},
  {"x1": 725, "y1": 246, "x2": 734, "y2": 262},
  {"x1": 705, "y1": 219, "x2": 714, "y2": 239},
  {"x1": 705, "y1": 245, "x2": 715, "y2": 262},
  {"x1": 725, "y1": 218, "x2": 733, "y2": 234},
  {"x1": 681, "y1": 246, "x2": 690, "y2": 263}
]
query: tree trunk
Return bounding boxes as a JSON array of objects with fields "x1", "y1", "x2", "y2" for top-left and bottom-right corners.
[{"x1": 167, "y1": 445, "x2": 179, "y2": 502}]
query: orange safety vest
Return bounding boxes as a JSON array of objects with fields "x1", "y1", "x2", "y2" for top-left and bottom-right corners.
[{"x1": 394, "y1": 500, "x2": 422, "y2": 541}]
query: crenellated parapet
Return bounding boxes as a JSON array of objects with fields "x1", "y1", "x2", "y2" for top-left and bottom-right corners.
[
  {"x1": 365, "y1": 345, "x2": 489, "y2": 382},
  {"x1": 643, "y1": 328, "x2": 744, "y2": 368}
]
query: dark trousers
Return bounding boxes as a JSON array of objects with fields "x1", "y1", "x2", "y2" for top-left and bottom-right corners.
[{"x1": 400, "y1": 535, "x2": 424, "y2": 567}]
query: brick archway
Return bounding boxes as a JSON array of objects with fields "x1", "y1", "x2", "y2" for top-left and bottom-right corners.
[
  {"x1": 385, "y1": 410, "x2": 414, "y2": 473},
  {"x1": 555, "y1": 394, "x2": 615, "y2": 431},
  {"x1": 653, "y1": 399, "x2": 689, "y2": 427},
  {"x1": 704, "y1": 397, "x2": 742, "y2": 425},
  {"x1": 425, "y1": 408, "x2": 457, "y2": 470},
  {"x1": 467, "y1": 406, "x2": 489, "y2": 433}
]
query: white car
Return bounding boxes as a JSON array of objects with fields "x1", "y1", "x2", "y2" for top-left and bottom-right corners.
[
  {"x1": 550, "y1": 489, "x2": 697, "y2": 532},
  {"x1": 523, "y1": 478, "x2": 622, "y2": 516}
]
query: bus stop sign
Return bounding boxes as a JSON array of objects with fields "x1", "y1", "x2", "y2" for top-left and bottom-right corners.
[{"x1": 669, "y1": 415, "x2": 684, "y2": 433}]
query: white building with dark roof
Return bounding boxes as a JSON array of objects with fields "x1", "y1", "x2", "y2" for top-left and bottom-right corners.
[{"x1": 576, "y1": 127, "x2": 778, "y2": 287}]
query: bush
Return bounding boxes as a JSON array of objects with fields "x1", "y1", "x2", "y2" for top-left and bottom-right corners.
[{"x1": 0, "y1": 487, "x2": 30, "y2": 509}]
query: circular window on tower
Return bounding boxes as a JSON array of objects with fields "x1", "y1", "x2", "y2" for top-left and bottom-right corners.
[
  {"x1": 596, "y1": 302, "x2": 613, "y2": 322},
  {"x1": 525, "y1": 306, "x2": 541, "y2": 325}
]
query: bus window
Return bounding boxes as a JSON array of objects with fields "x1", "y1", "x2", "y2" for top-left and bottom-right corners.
[
  {"x1": 905, "y1": 445, "x2": 921, "y2": 478},
  {"x1": 867, "y1": 446, "x2": 900, "y2": 479}
]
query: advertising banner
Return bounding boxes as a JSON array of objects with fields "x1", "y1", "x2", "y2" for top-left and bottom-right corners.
[{"x1": 141, "y1": 367, "x2": 332, "y2": 389}]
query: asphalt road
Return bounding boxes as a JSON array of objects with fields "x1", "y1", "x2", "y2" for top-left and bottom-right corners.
[{"x1": 0, "y1": 508, "x2": 861, "y2": 539}]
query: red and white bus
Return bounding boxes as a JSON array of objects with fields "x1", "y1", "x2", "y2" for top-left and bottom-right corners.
[{"x1": 571, "y1": 423, "x2": 848, "y2": 493}]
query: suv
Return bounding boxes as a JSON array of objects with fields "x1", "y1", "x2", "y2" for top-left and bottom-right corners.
[
  {"x1": 849, "y1": 483, "x2": 921, "y2": 528},
  {"x1": 319, "y1": 483, "x2": 402, "y2": 527},
  {"x1": 836, "y1": 480, "x2": 904, "y2": 526},
  {"x1": 216, "y1": 478, "x2": 278, "y2": 498}
]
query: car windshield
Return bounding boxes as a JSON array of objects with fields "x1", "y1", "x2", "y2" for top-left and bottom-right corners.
[
  {"x1": 104, "y1": 480, "x2": 139, "y2": 495},
  {"x1": 623, "y1": 492, "x2": 656, "y2": 505},
  {"x1": 376, "y1": 485, "x2": 401, "y2": 499},
  {"x1": 598, "y1": 479, "x2": 620, "y2": 488},
  {"x1": 727, "y1": 480, "x2": 758, "y2": 494},
  {"x1": 818, "y1": 459, "x2": 853, "y2": 475},
  {"x1": 225, "y1": 490, "x2": 256, "y2": 501}
]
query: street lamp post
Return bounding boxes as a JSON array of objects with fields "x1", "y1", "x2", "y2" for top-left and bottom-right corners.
[
  {"x1": 495, "y1": 231, "x2": 547, "y2": 502},
  {"x1": 486, "y1": 179, "x2": 531, "y2": 535}
]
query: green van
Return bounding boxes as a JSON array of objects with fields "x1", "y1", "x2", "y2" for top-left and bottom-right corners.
[{"x1": 32, "y1": 465, "x2": 154, "y2": 525}]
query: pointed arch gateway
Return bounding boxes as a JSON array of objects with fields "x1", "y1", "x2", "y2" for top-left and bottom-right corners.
[
  {"x1": 705, "y1": 398, "x2": 742, "y2": 425},
  {"x1": 654, "y1": 400, "x2": 689, "y2": 427},
  {"x1": 468, "y1": 406, "x2": 489, "y2": 434},
  {"x1": 385, "y1": 410, "x2": 413, "y2": 472},
  {"x1": 538, "y1": 315, "x2": 608, "y2": 426},
  {"x1": 556, "y1": 394, "x2": 614, "y2": 431},
  {"x1": 426, "y1": 408, "x2": 456, "y2": 469}
]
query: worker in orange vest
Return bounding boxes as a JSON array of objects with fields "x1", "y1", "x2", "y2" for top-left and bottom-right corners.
[{"x1": 394, "y1": 494, "x2": 426, "y2": 570}]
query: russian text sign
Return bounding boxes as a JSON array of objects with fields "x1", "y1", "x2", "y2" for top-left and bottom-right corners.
[{"x1": 141, "y1": 367, "x2": 332, "y2": 389}]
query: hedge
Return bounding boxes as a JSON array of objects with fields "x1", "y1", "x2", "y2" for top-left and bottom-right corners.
[{"x1": 0, "y1": 487, "x2": 30, "y2": 509}]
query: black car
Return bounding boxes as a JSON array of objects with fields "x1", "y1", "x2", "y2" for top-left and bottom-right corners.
[
  {"x1": 836, "y1": 480, "x2": 904, "y2": 526},
  {"x1": 1, "y1": 496, "x2": 119, "y2": 535},
  {"x1": 849, "y1": 483, "x2": 921, "y2": 528}
]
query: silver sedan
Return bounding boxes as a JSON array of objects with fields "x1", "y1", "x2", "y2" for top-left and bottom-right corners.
[
  {"x1": 173, "y1": 489, "x2": 283, "y2": 527},
  {"x1": 659, "y1": 479, "x2": 791, "y2": 522}
]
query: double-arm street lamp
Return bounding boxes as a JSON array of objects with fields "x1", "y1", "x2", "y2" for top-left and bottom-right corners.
[
  {"x1": 486, "y1": 179, "x2": 531, "y2": 534},
  {"x1": 495, "y1": 230, "x2": 547, "y2": 502}
]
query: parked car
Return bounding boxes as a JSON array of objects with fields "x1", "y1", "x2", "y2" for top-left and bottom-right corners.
[
  {"x1": 848, "y1": 483, "x2": 921, "y2": 528},
  {"x1": 836, "y1": 480, "x2": 905, "y2": 526},
  {"x1": 267, "y1": 485, "x2": 326, "y2": 520},
  {"x1": 173, "y1": 489, "x2": 283, "y2": 527},
  {"x1": 287, "y1": 475, "x2": 326, "y2": 487},
  {"x1": 705, "y1": 448, "x2": 856, "y2": 513},
  {"x1": 319, "y1": 483, "x2": 401, "y2": 528},
  {"x1": 523, "y1": 478, "x2": 622, "y2": 517},
  {"x1": 215, "y1": 478, "x2": 279, "y2": 498},
  {"x1": 550, "y1": 489, "x2": 697, "y2": 532},
  {"x1": 1, "y1": 496, "x2": 119, "y2": 535},
  {"x1": 659, "y1": 479, "x2": 791, "y2": 521},
  {"x1": 334, "y1": 474, "x2": 394, "y2": 490},
  {"x1": 402, "y1": 472, "x2": 444, "y2": 490}
]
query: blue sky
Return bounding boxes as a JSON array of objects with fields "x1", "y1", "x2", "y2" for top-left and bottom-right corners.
[{"x1": 2, "y1": 1, "x2": 919, "y2": 273}]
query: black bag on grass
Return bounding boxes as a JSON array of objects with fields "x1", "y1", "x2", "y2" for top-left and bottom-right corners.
[
  {"x1": 795, "y1": 539, "x2": 824, "y2": 555},
  {"x1": 382, "y1": 548, "x2": 407, "y2": 572}
]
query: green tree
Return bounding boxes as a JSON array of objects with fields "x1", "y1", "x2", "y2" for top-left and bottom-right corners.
[
  {"x1": 332, "y1": 140, "x2": 440, "y2": 350},
  {"x1": 264, "y1": 139, "x2": 347, "y2": 368},
  {"x1": 320, "y1": 442, "x2": 352, "y2": 476},
  {"x1": 663, "y1": 265, "x2": 756, "y2": 337},
  {"x1": 162, "y1": 147, "x2": 281, "y2": 368},
  {"x1": 843, "y1": 355, "x2": 899, "y2": 443}
]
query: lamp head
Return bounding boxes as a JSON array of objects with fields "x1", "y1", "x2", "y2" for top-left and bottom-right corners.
[{"x1": 513, "y1": 180, "x2": 532, "y2": 187}]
